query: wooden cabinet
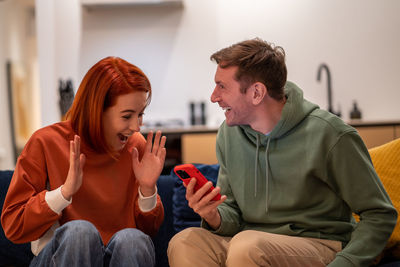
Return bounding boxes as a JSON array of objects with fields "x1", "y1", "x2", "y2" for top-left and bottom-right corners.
[
  {"x1": 181, "y1": 133, "x2": 217, "y2": 164},
  {"x1": 350, "y1": 121, "x2": 400, "y2": 149},
  {"x1": 143, "y1": 127, "x2": 217, "y2": 174}
]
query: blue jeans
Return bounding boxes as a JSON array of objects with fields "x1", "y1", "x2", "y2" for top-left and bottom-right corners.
[{"x1": 29, "y1": 220, "x2": 155, "y2": 267}]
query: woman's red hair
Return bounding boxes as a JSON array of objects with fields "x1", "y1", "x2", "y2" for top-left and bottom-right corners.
[{"x1": 65, "y1": 57, "x2": 151, "y2": 156}]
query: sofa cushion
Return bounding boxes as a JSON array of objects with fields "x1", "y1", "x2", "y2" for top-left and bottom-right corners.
[
  {"x1": 172, "y1": 164, "x2": 219, "y2": 233},
  {"x1": 369, "y1": 138, "x2": 400, "y2": 260},
  {"x1": 0, "y1": 170, "x2": 34, "y2": 266}
]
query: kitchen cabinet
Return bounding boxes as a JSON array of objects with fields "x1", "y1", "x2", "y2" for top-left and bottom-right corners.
[
  {"x1": 142, "y1": 126, "x2": 218, "y2": 174},
  {"x1": 350, "y1": 121, "x2": 400, "y2": 149}
]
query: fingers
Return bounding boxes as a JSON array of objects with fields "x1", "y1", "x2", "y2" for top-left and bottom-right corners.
[
  {"x1": 152, "y1": 131, "x2": 161, "y2": 153},
  {"x1": 157, "y1": 136, "x2": 167, "y2": 158},
  {"x1": 145, "y1": 131, "x2": 166, "y2": 156},
  {"x1": 145, "y1": 131, "x2": 154, "y2": 154}
]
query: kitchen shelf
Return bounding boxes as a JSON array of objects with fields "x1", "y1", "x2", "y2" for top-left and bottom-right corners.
[{"x1": 81, "y1": 0, "x2": 183, "y2": 9}]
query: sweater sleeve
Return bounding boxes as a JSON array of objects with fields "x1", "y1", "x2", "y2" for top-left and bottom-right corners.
[
  {"x1": 325, "y1": 131, "x2": 397, "y2": 267},
  {"x1": 134, "y1": 194, "x2": 164, "y2": 237},
  {"x1": 1, "y1": 136, "x2": 61, "y2": 244}
]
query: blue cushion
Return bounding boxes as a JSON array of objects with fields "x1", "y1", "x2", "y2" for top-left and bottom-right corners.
[
  {"x1": 154, "y1": 174, "x2": 176, "y2": 267},
  {"x1": 171, "y1": 164, "x2": 219, "y2": 233},
  {"x1": 0, "y1": 170, "x2": 33, "y2": 266}
]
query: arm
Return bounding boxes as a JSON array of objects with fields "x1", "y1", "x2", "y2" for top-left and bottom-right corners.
[
  {"x1": 1, "y1": 134, "x2": 85, "y2": 243},
  {"x1": 132, "y1": 131, "x2": 166, "y2": 236},
  {"x1": 326, "y1": 132, "x2": 397, "y2": 267},
  {"x1": 201, "y1": 126, "x2": 243, "y2": 236}
]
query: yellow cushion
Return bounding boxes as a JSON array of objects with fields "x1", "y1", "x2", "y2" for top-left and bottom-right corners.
[{"x1": 369, "y1": 138, "x2": 400, "y2": 257}]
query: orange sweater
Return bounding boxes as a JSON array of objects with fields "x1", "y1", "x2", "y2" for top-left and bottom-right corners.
[{"x1": 1, "y1": 121, "x2": 164, "y2": 250}]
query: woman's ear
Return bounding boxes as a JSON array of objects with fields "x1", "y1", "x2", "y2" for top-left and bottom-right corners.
[{"x1": 251, "y1": 82, "x2": 267, "y2": 105}]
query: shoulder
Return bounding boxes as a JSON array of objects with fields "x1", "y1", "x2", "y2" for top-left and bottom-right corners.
[
  {"x1": 307, "y1": 109, "x2": 356, "y2": 136},
  {"x1": 25, "y1": 121, "x2": 72, "y2": 148},
  {"x1": 17, "y1": 121, "x2": 73, "y2": 169}
]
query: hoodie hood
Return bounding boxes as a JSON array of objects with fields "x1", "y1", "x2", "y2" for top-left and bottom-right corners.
[
  {"x1": 239, "y1": 82, "x2": 318, "y2": 211},
  {"x1": 241, "y1": 81, "x2": 319, "y2": 145}
]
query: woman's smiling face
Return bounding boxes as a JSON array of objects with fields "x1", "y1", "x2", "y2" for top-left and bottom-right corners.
[{"x1": 102, "y1": 91, "x2": 147, "y2": 152}]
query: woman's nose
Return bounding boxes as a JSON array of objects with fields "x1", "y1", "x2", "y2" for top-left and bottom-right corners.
[{"x1": 129, "y1": 119, "x2": 140, "y2": 132}]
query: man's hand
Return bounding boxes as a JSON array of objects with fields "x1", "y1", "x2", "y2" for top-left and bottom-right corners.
[
  {"x1": 62, "y1": 135, "x2": 86, "y2": 201},
  {"x1": 132, "y1": 130, "x2": 167, "y2": 197},
  {"x1": 185, "y1": 178, "x2": 227, "y2": 230}
]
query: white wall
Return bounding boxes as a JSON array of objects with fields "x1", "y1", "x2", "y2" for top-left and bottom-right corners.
[
  {"x1": 1, "y1": 0, "x2": 400, "y2": 169},
  {"x1": 0, "y1": 0, "x2": 37, "y2": 169},
  {"x1": 0, "y1": 1, "x2": 14, "y2": 170},
  {"x1": 78, "y1": 0, "x2": 400, "y2": 127}
]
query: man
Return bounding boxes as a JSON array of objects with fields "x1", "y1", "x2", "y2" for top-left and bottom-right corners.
[{"x1": 168, "y1": 38, "x2": 397, "y2": 266}]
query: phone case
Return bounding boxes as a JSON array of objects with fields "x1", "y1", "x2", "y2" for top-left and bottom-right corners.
[{"x1": 174, "y1": 164, "x2": 221, "y2": 201}]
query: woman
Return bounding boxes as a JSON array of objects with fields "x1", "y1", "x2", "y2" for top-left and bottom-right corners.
[{"x1": 1, "y1": 57, "x2": 166, "y2": 266}]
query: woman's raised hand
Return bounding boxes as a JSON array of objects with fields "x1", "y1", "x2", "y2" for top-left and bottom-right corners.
[
  {"x1": 132, "y1": 131, "x2": 166, "y2": 197},
  {"x1": 61, "y1": 135, "x2": 86, "y2": 201}
]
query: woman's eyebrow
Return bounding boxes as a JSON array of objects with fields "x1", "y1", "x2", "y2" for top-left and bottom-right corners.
[{"x1": 120, "y1": 109, "x2": 135, "y2": 113}]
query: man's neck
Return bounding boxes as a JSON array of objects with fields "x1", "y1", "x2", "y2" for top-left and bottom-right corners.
[{"x1": 250, "y1": 97, "x2": 286, "y2": 134}]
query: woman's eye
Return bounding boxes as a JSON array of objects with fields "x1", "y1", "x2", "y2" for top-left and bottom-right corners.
[{"x1": 122, "y1": 115, "x2": 131, "y2": 120}]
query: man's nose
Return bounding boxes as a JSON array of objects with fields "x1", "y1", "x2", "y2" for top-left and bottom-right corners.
[{"x1": 210, "y1": 88, "x2": 219, "y2": 103}]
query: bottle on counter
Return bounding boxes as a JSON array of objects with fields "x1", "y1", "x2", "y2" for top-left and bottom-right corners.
[{"x1": 350, "y1": 101, "x2": 362, "y2": 120}]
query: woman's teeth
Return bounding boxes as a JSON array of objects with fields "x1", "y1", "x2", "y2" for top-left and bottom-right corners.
[{"x1": 118, "y1": 133, "x2": 128, "y2": 142}]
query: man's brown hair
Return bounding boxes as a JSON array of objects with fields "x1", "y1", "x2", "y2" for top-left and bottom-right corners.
[{"x1": 210, "y1": 38, "x2": 287, "y2": 101}]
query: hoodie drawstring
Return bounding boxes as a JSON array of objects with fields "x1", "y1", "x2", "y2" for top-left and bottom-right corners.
[
  {"x1": 254, "y1": 135, "x2": 260, "y2": 198},
  {"x1": 265, "y1": 137, "x2": 271, "y2": 213},
  {"x1": 254, "y1": 134, "x2": 271, "y2": 213}
]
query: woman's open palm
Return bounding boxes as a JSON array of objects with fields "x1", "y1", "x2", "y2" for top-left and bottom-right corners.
[{"x1": 132, "y1": 131, "x2": 166, "y2": 196}]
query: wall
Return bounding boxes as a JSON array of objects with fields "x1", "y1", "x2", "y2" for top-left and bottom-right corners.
[
  {"x1": 79, "y1": 0, "x2": 400, "y2": 127},
  {"x1": 1, "y1": 0, "x2": 400, "y2": 169},
  {"x1": 0, "y1": 0, "x2": 38, "y2": 170},
  {"x1": 0, "y1": 1, "x2": 13, "y2": 170}
]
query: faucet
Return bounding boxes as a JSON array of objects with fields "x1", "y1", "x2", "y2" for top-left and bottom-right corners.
[{"x1": 316, "y1": 63, "x2": 341, "y2": 117}]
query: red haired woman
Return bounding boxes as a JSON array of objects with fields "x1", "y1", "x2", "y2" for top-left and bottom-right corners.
[{"x1": 1, "y1": 57, "x2": 166, "y2": 267}]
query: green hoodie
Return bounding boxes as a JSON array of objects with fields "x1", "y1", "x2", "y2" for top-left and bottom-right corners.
[{"x1": 204, "y1": 81, "x2": 397, "y2": 266}]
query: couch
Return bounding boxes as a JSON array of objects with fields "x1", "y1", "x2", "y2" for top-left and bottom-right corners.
[{"x1": 1, "y1": 150, "x2": 400, "y2": 267}]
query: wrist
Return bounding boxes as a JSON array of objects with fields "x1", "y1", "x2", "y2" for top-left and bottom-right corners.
[
  {"x1": 61, "y1": 185, "x2": 72, "y2": 201},
  {"x1": 140, "y1": 186, "x2": 156, "y2": 197},
  {"x1": 204, "y1": 210, "x2": 221, "y2": 230}
]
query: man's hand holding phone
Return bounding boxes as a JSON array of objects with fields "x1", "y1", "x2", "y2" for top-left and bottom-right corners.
[{"x1": 174, "y1": 164, "x2": 227, "y2": 229}]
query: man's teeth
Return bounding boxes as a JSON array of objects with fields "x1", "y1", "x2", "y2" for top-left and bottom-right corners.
[{"x1": 222, "y1": 107, "x2": 231, "y2": 111}]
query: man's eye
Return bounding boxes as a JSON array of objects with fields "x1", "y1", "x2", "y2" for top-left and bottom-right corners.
[{"x1": 139, "y1": 113, "x2": 145, "y2": 118}]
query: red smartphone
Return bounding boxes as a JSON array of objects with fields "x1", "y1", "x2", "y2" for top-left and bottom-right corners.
[{"x1": 174, "y1": 164, "x2": 221, "y2": 201}]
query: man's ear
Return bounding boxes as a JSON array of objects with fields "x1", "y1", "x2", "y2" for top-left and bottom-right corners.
[{"x1": 251, "y1": 82, "x2": 267, "y2": 105}]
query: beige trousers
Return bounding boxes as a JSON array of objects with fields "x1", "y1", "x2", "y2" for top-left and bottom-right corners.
[{"x1": 168, "y1": 227, "x2": 342, "y2": 267}]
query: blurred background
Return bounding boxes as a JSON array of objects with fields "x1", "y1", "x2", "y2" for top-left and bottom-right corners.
[{"x1": 1, "y1": 0, "x2": 400, "y2": 170}]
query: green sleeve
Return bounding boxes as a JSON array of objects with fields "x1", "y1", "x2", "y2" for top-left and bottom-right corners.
[
  {"x1": 201, "y1": 127, "x2": 243, "y2": 236},
  {"x1": 326, "y1": 131, "x2": 397, "y2": 266}
]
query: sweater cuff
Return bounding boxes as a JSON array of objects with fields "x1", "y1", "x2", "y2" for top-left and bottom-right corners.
[
  {"x1": 45, "y1": 186, "x2": 72, "y2": 214},
  {"x1": 138, "y1": 186, "x2": 157, "y2": 212}
]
